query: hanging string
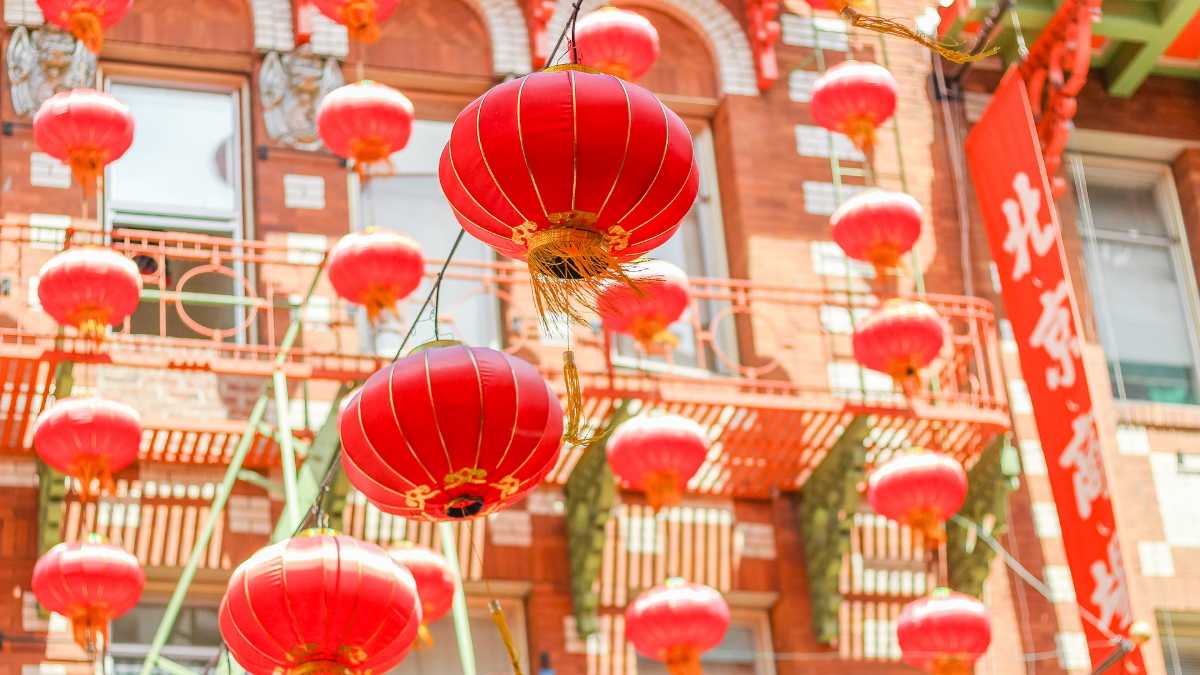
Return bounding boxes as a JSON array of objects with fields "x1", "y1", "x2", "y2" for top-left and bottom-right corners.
[
  {"x1": 392, "y1": 228, "x2": 467, "y2": 360},
  {"x1": 544, "y1": 0, "x2": 585, "y2": 69}
]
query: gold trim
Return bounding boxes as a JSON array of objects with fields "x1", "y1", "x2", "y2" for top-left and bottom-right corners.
[
  {"x1": 569, "y1": 68, "x2": 579, "y2": 211},
  {"x1": 612, "y1": 97, "x2": 672, "y2": 227},
  {"x1": 511, "y1": 221, "x2": 539, "y2": 246},
  {"x1": 466, "y1": 347, "x2": 486, "y2": 472},
  {"x1": 444, "y1": 467, "x2": 488, "y2": 489},
  {"x1": 516, "y1": 77, "x2": 550, "y2": 219},
  {"x1": 594, "y1": 78, "x2": 634, "y2": 222},
  {"x1": 447, "y1": 140, "x2": 516, "y2": 231},
  {"x1": 384, "y1": 365, "x2": 440, "y2": 485},
  {"x1": 422, "y1": 351, "x2": 457, "y2": 473},
  {"x1": 490, "y1": 355, "x2": 521, "y2": 470},
  {"x1": 475, "y1": 86, "x2": 534, "y2": 225},
  {"x1": 544, "y1": 64, "x2": 604, "y2": 75}
]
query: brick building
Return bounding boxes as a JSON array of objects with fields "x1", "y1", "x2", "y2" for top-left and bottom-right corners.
[{"x1": 0, "y1": 0, "x2": 1198, "y2": 674}]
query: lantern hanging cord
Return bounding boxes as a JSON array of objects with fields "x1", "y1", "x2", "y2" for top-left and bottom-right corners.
[
  {"x1": 544, "y1": 0, "x2": 585, "y2": 68},
  {"x1": 397, "y1": 227, "x2": 467, "y2": 360}
]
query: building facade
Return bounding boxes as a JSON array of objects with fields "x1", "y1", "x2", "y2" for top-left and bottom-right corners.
[{"x1": 0, "y1": 0, "x2": 1198, "y2": 673}]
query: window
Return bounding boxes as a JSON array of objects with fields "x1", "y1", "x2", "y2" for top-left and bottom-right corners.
[
  {"x1": 636, "y1": 612, "x2": 774, "y2": 675},
  {"x1": 388, "y1": 598, "x2": 528, "y2": 675},
  {"x1": 107, "y1": 602, "x2": 221, "y2": 673},
  {"x1": 1159, "y1": 611, "x2": 1200, "y2": 674},
  {"x1": 359, "y1": 120, "x2": 500, "y2": 354},
  {"x1": 1070, "y1": 156, "x2": 1200, "y2": 404},
  {"x1": 103, "y1": 73, "x2": 249, "y2": 341}
]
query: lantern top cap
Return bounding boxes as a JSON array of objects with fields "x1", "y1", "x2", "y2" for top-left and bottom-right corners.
[
  {"x1": 407, "y1": 339, "x2": 463, "y2": 356},
  {"x1": 543, "y1": 63, "x2": 606, "y2": 76},
  {"x1": 298, "y1": 527, "x2": 340, "y2": 538}
]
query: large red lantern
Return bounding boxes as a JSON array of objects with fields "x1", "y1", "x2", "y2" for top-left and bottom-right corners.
[
  {"x1": 607, "y1": 414, "x2": 707, "y2": 510},
  {"x1": 33, "y1": 397, "x2": 142, "y2": 501},
  {"x1": 439, "y1": 65, "x2": 698, "y2": 323},
  {"x1": 32, "y1": 535, "x2": 144, "y2": 652},
  {"x1": 897, "y1": 588, "x2": 992, "y2": 675},
  {"x1": 36, "y1": 0, "x2": 132, "y2": 53},
  {"x1": 810, "y1": 61, "x2": 897, "y2": 153},
  {"x1": 389, "y1": 543, "x2": 456, "y2": 647},
  {"x1": 830, "y1": 190, "x2": 923, "y2": 276},
  {"x1": 219, "y1": 530, "x2": 422, "y2": 674},
  {"x1": 339, "y1": 343, "x2": 563, "y2": 520},
  {"x1": 574, "y1": 6, "x2": 661, "y2": 81},
  {"x1": 34, "y1": 89, "x2": 135, "y2": 193},
  {"x1": 37, "y1": 248, "x2": 142, "y2": 340},
  {"x1": 317, "y1": 81, "x2": 415, "y2": 176},
  {"x1": 867, "y1": 450, "x2": 967, "y2": 547},
  {"x1": 597, "y1": 259, "x2": 690, "y2": 353},
  {"x1": 852, "y1": 299, "x2": 945, "y2": 392},
  {"x1": 328, "y1": 229, "x2": 425, "y2": 320},
  {"x1": 625, "y1": 579, "x2": 730, "y2": 675},
  {"x1": 311, "y1": 0, "x2": 401, "y2": 43}
]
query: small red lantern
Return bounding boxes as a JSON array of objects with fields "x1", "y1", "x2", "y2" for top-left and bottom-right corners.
[
  {"x1": 852, "y1": 299, "x2": 945, "y2": 391},
  {"x1": 597, "y1": 259, "x2": 690, "y2": 352},
  {"x1": 810, "y1": 61, "x2": 897, "y2": 153},
  {"x1": 36, "y1": 0, "x2": 131, "y2": 53},
  {"x1": 339, "y1": 343, "x2": 563, "y2": 520},
  {"x1": 574, "y1": 6, "x2": 661, "y2": 81},
  {"x1": 439, "y1": 65, "x2": 698, "y2": 324},
  {"x1": 328, "y1": 229, "x2": 425, "y2": 320},
  {"x1": 37, "y1": 248, "x2": 142, "y2": 340},
  {"x1": 34, "y1": 397, "x2": 142, "y2": 501},
  {"x1": 607, "y1": 414, "x2": 707, "y2": 510},
  {"x1": 625, "y1": 579, "x2": 730, "y2": 675},
  {"x1": 897, "y1": 588, "x2": 992, "y2": 675},
  {"x1": 311, "y1": 0, "x2": 401, "y2": 43},
  {"x1": 389, "y1": 543, "x2": 456, "y2": 647},
  {"x1": 32, "y1": 535, "x2": 144, "y2": 652},
  {"x1": 867, "y1": 450, "x2": 967, "y2": 547},
  {"x1": 220, "y1": 530, "x2": 421, "y2": 673},
  {"x1": 34, "y1": 89, "x2": 135, "y2": 193},
  {"x1": 830, "y1": 190, "x2": 922, "y2": 276},
  {"x1": 318, "y1": 81, "x2": 415, "y2": 177}
]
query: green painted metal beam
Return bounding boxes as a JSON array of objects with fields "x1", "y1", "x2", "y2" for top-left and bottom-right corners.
[
  {"x1": 943, "y1": 0, "x2": 1164, "y2": 43},
  {"x1": 439, "y1": 521, "x2": 477, "y2": 675},
  {"x1": 37, "y1": 361, "x2": 74, "y2": 556},
  {"x1": 270, "y1": 383, "x2": 351, "y2": 543},
  {"x1": 273, "y1": 370, "x2": 302, "y2": 532},
  {"x1": 1105, "y1": 0, "x2": 1200, "y2": 96},
  {"x1": 236, "y1": 469, "x2": 283, "y2": 497}
]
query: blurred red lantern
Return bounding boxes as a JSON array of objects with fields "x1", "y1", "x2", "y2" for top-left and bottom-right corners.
[
  {"x1": 810, "y1": 61, "x2": 897, "y2": 153},
  {"x1": 574, "y1": 6, "x2": 660, "y2": 81},
  {"x1": 318, "y1": 81, "x2": 415, "y2": 177},
  {"x1": 34, "y1": 397, "x2": 141, "y2": 501},
  {"x1": 389, "y1": 543, "x2": 456, "y2": 647},
  {"x1": 831, "y1": 190, "x2": 922, "y2": 276},
  {"x1": 34, "y1": 89, "x2": 134, "y2": 193},
  {"x1": 853, "y1": 299, "x2": 945, "y2": 391},
  {"x1": 311, "y1": 0, "x2": 400, "y2": 43},
  {"x1": 37, "y1": 248, "x2": 142, "y2": 341},
  {"x1": 867, "y1": 450, "x2": 967, "y2": 547},
  {"x1": 37, "y1": 0, "x2": 131, "y2": 53},
  {"x1": 597, "y1": 259, "x2": 690, "y2": 352},
  {"x1": 625, "y1": 579, "x2": 730, "y2": 675},
  {"x1": 339, "y1": 343, "x2": 563, "y2": 520},
  {"x1": 439, "y1": 65, "x2": 698, "y2": 324},
  {"x1": 32, "y1": 535, "x2": 144, "y2": 652},
  {"x1": 328, "y1": 229, "x2": 425, "y2": 320},
  {"x1": 220, "y1": 530, "x2": 421, "y2": 673},
  {"x1": 607, "y1": 414, "x2": 707, "y2": 510},
  {"x1": 897, "y1": 588, "x2": 991, "y2": 675}
]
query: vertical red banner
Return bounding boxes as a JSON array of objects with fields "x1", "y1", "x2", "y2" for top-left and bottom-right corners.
[{"x1": 965, "y1": 68, "x2": 1145, "y2": 673}]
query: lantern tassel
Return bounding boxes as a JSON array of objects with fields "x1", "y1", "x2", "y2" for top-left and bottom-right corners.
[
  {"x1": 360, "y1": 284, "x2": 398, "y2": 322},
  {"x1": 665, "y1": 645, "x2": 703, "y2": 675},
  {"x1": 291, "y1": 660, "x2": 354, "y2": 675},
  {"x1": 69, "y1": 606, "x2": 108, "y2": 654},
  {"x1": 490, "y1": 600, "x2": 525, "y2": 675},
  {"x1": 525, "y1": 227, "x2": 636, "y2": 326},
  {"x1": 630, "y1": 317, "x2": 679, "y2": 354},
  {"x1": 905, "y1": 507, "x2": 948, "y2": 551},
  {"x1": 838, "y1": 6, "x2": 994, "y2": 64},
  {"x1": 338, "y1": 0, "x2": 382, "y2": 43},
  {"x1": 931, "y1": 656, "x2": 973, "y2": 675},
  {"x1": 416, "y1": 623, "x2": 434, "y2": 650},
  {"x1": 562, "y1": 349, "x2": 595, "y2": 446},
  {"x1": 642, "y1": 469, "x2": 683, "y2": 511},
  {"x1": 66, "y1": 9, "x2": 105, "y2": 54},
  {"x1": 71, "y1": 456, "x2": 115, "y2": 502},
  {"x1": 67, "y1": 146, "x2": 108, "y2": 196}
]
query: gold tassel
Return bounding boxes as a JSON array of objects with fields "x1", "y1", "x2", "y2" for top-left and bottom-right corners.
[
  {"x1": 664, "y1": 645, "x2": 702, "y2": 675},
  {"x1": 66, "y1": 9, "x2": 104, "y2": 54},
  {"x1": 562, "y1": 350, "x2": 594, "y2": 446},
  {"x1": 490, "y1": 600, "x2": 525, "y2": 675},
  {"x1": 525, "y1": 227, "x2": 636, "y2": 327},
  {"x1": 338, "y1": 0, "x2": 382, "y2": 43},
  {"x1": 839, "y1": 7, "x2": 996, "y2": 63},
  {"x1": 415, "y1": 623, "x2": 434, "y2": 649}
]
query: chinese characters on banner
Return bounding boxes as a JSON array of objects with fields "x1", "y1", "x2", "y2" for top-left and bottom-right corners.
[{"x1": 965, "y1": 68, "x2": 1144, "y2": 673}]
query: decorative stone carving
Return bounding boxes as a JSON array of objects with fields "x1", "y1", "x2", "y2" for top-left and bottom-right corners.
[
  {"x1": 259, "y1": 46, "x2": 344, "y2": 150},
  {"x1": 6, "y1": 26, "x2": 96, "y2": 118}
]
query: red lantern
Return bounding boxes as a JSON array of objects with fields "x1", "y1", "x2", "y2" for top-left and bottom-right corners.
[
  {"x1": 317, "y1": 81, "x2": 415, "y2": 177},
  {"x1": 597, "y1": 259, "x2": 690, "y2": 352},
  {"x1": 810, "y1": 61, "x2": 897, "y2": 153},
  {"x1": 33, "y1": 397, "x2": 142, "y2": 501},
  {"x1": 37, "y1": 248, "x2": 142, "y2": 340},
  {"x1": 32, "y1": 535, "x2": 144, "y2": 652},
  {"x1": 34, "y1": 89, "x2": 135, "y2": 192},
  {"x1": 439, "y1": 65, "x2": 698, "y2": 323},
  {"x1": 219, "y1": 530, "x2": 421, "y2": 673},
  {"x1": 625, "y1": 579, "x2": 730, "y2": 675},
  {"x1": 830, "y1": 190, "x2": 922, "y2": 276},
  {"x1": 897, "y1": 588, "x2": 992, "y2": 675},
  {"x1": 867, "y1": 450, "x2": 967, "y2": 546},
  {"x1": 574, "y1": 6, "x2": 661, "y2": 81},
  {"x1": 607, "y1": 414, "x2": 707, "y2": 510},
  {"x1": 328, "y1": 229, "x2": 425, "y2": 320},
  {"x1": 311, "y1": 0, "x2": 400, "y2": 43},
  {"x1": 36, "y1": 0, "x2": 131, "y2": 53},
  {"x1": 339, "y1": 343, "x2": 563, "y2": 520},
  {"x1": 852, "y1": 299, "x2": 945, "y2": 391},
  {"x1": 389, "y1": 543, "x2": 456, "y2": 647}
]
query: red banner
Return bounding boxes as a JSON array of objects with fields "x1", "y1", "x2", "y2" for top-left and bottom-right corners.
[{"x1": 965, "y1": 68, "x2": 1144, "y2": 673}]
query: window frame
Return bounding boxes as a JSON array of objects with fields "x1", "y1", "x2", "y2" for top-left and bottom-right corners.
[{"x1": 1068, "y1": 153, "x2": 1200, "y2": 405}]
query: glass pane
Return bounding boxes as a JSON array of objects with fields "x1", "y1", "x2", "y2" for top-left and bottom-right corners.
[
  {"x1": 387, "y1": 615, "x2": 516, "y2": 675},
  {"x1": 109, "y1": 83, "x2": 238, "y2": 217},
  {"x1": 1085, "y1": 181, "x2": 1168, "y2": 237},
  {"x1": 362, "y1": 121, "x2": 499, "y2": 351},
  {"x1": 637, "y1": 625, "x2": 758, "y2": 675}
]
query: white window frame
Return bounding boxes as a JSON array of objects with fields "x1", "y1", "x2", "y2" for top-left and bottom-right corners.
[{"x1": 1069, "y1": 153, "x2": 1200, "y2": 404}]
